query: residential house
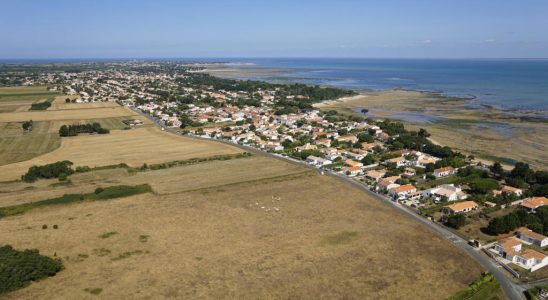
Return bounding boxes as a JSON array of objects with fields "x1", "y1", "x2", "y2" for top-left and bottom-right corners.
[
  {"x1": 389, "y1": 184, "x2": 417, "y2": 200},
  {"x1": 434, "y1": 166, "x2": 457, "y2": 178},
  {"x1": 306, "y1": 155, "x2": 332, "y2": 167},
  {"x1": 295, "y1": 143, "x2": 318, "y2": 152},
  {"x1": 422, "y1": 184, "x2": 468, "y2": 202},
  {"x1": 444, "y1": 201, "x2": 479, "y2": 214},
  {"x1": 337, "y1": 135, "x2": 359, "y2": 143},
  {"x1": 365, "y1": 170, "x2": 386, "y2": 182},
  {"x1": 516, "y1": 227, "x2": 548, "y2": 247},
  {"x1": 378, "y1": 176, "x2": 401, "y2": 191},
  {"x1": 343, "y1": 166, "x2": 363, "y2": 177},
  {"x1": 345, "y1": 159, "x2": 363, "y2": 168},
  {"x1": 493, "y1": 237, "x2": 548, "y2": 272},
  {"x1": 518, "y1": 197, "x2": 548, "y2": 213},
  {"x1": 315, "y1": 138, "x2": 331, "y2": 147},
  {"x1": 386, "y1": 156, "x2": 407, "y2": 167},
  {"x1": 493, "y1": 185, "x2": 524, "y2": 197}
]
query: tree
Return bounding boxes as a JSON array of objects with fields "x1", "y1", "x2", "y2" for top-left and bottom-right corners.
[
  {"x1": 490, "y1": 162, "x2": 504, "y2": 177},
  {"x1": 22, "y1": 120, "x2": 33, "y2": 131},
  {"x1": 357, "y1": 133, "x2": 374, "y2": 143},
  {"x1": 446, "y1": 214, "x2": 466, "y2": 229},
  {"x1": 468, "y1": 178, "x2": 500, "y2": 194},
  {"x1": 360, "y1": 108, "x2": 369, "y2": 114},
  {"x1": 59, "y1": 125, "x2": 69, "y2": 137},
  {"x1": 510, "y1": 162, "x2": 533, "y2": 182},
  {"x1": 418, "y1": 128, "x2": 431, "y2": 138}
]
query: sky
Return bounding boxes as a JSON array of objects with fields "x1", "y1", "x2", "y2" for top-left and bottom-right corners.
[{"x1": 1, "y1": 0, "x2": 548, "y2": 59}]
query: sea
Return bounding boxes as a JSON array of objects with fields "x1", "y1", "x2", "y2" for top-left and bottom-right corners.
[
  {"x1": 213, "y1": 58, "x2": 548, "y2": 112},
  {"x1": 3, "y1": 57, "x2": 547, "y2": 111}
]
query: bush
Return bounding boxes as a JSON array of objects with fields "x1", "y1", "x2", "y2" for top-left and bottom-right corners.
[
  {"x1": 94, "y1": 187, "x2": 104, "y2": 194},
  {"x1": 42, "y1": 224, "x2": 47, "y2": 230},
  {"x1": 0, "y1": 245, "x2": 62, "y2": 295}
]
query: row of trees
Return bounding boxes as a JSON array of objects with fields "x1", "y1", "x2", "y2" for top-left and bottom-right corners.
[
  {"x1": 59, "y1": 123, "x2": 109, "y2": 136},
  {"x1": 21, "y1": 160, "x2": 74, "y2": 182},
  {"x1": 29, "y1": 101, "x2": 51, "y2": 111},
  {"x1": 485, "y1": 206, "x2": 548, "y2": 235},
  {"x1": 491, "y1": 161, "x2": 548, "y2": 197}
]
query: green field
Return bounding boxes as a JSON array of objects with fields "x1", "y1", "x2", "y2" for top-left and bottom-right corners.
[{"x1": 0, "y1": 121, "x2": 61, "y2": 166}]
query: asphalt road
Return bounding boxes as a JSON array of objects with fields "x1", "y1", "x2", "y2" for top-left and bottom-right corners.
[{"x1": 129, "y1": 106, "x2": 526, "y2": 300}]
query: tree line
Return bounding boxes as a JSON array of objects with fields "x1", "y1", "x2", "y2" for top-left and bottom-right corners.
[
  {"x1": 485, "y1": 206, "x2": 548, "y2": 235},
  {"x1": 59, "y1": 122, "x2": 109, "y2": 136}
]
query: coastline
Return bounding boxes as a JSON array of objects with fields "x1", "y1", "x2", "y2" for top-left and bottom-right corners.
[{"x1": 202, "y1": 63, "x2": 547, "y2": 170}]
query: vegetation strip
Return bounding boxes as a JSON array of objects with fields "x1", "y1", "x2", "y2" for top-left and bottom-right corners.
[
  {"x1": 449, "y1": 273, "x2": 501, "y2": 300},
  {"x1": 0, "y1": 184, "x2": 152, "y2": 219}
]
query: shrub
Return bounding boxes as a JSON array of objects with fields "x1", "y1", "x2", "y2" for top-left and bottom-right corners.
[
  {"x1": 42, "y1": 224, "x2": 47, "y2": 230},
  {"x1": 0, "y1": 245, "x2": 62, "y2": 295},
  {"x1": 94, "y1": 187, "x2": 104, "y2": 194},
  {"x1": 53, "y1": 225, "x2": 58, "y2": 229}
]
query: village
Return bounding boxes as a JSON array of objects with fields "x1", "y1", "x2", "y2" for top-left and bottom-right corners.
[{"x1": 18, "y1": 61, "x2": 548, "y2": 276}]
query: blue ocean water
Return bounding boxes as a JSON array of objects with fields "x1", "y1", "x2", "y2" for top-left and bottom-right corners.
[{"x1": 227, "y1": 58, "x2": 548, "y2": 111}]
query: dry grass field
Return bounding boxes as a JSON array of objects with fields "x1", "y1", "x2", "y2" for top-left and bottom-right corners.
[
  {"x1": 0, "y1": 106, "x2": 136, "y2": 123},
  {"x1": 0, "y1": 156, "x2": 484, "y2": 299},
  {"x1": 0, "y1": 156, "x2": 300, "y2": 207},
  {"x1": 0, "y1": 127, "x2": 242, "y2": 181}
]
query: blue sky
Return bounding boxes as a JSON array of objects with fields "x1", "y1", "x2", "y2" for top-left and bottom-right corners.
[{"x1": 2, "y1": 0, "x2": 547, "y2": 59}]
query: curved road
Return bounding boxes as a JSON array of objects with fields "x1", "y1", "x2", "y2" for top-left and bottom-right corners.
[{"x1": 130, "y1": 106, "x2": 526, "y2": 300}]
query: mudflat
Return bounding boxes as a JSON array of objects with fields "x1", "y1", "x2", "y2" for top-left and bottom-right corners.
[{"x1": 316, "y1": 89, "x2": 548, "y2": 170}]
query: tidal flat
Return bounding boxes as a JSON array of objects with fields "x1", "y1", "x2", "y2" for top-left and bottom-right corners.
[{"x1": 316, "y1": 89, "x2": 548, "y2": 170}]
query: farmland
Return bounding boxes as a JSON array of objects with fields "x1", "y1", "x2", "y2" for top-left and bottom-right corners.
[
  {"x1": 0, "y1": 86, "x2": 60, "y2": 113},
  {"x1": 0, "y1": 155, "x2": 483, "y2": 299},
  {"x1": 0, "y1": 127, "x2": 243, "y2": 181}
]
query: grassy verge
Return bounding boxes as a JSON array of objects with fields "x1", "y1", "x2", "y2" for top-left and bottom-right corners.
[
  {"x1": 136, "y1": 152, "x2": 252, "y2": 171},
  {"x1": 0, "y1": 184, "x2": 152, "y2": 219},
  {"x1": 449, "y1": 273, "x2": 503, "y2": 300}
]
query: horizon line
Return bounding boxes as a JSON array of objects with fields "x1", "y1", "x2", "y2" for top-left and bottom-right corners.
[{"x1": 1, "y1": 56, "x2": 548, "y2": 62}]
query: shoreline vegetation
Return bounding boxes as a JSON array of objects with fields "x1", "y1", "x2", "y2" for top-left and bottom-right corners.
[{"x1": 204, "y1": 64, "x2": 547, "y2": 170}]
